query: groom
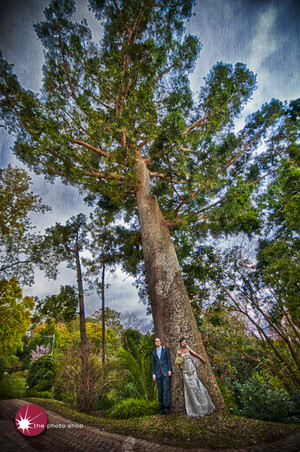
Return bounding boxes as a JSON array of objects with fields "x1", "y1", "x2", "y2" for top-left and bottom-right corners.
[{"x1": 152, "y1": 337, "x2": 172, "y2": 414}]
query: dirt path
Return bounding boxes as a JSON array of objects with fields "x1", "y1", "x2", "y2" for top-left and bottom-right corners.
[{"x1": 0, "y1": 399, "x2": 299, "y2": 451}]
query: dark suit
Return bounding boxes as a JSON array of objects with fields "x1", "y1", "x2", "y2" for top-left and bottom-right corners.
[{"x1": 152, "y1": 346, "x2": 172, "y2": 414}]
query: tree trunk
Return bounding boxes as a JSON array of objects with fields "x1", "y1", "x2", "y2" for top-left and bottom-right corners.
[
  {"x1": 101, "y1": 258, "x2": 106, "y2": 375},
  {"x1": 135, "y1": 156, "x2": 227, "y2": 413},
  {"x1": 75, "y1": 241, "x2": 90, "y2": 411}
]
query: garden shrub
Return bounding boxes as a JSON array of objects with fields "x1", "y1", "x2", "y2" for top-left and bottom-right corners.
[
  {"x1": 109, "y1": 398, "x2": 159, "y2": 419},
  {"x1": 53, "y1": 342, "x2": 104, "y2": 411},
  {"x1": 27, "y1": 355, "x2": 56, "y2": 391},
  {"x1": 26, "y1": 389, "x2": 52, "y2": 398},
  {"x1": 93, "y1": 395, "x2": 115, "y2": 412},
  {"x1": 218, "y1": 382, "x2": 238, "y2": 412},
  {"x1": 0, "y1": 374, "x2": 26, "y2": 399},
  {"x1": 236, "y1": 373, "x2": 295, "y2": 422}
]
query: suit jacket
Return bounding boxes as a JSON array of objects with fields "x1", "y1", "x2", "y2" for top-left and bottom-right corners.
[{"x1": 152, "y1": 346, "x2": 172, "y2": 378}]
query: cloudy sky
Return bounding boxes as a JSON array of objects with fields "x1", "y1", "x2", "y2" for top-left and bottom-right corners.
[{"x1": 0, "y1": 0, "x2": 299, "y2": 320}]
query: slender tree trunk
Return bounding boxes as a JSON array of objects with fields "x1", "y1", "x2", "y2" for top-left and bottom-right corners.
[
  {"x1": 101, "y1": 258, "x2": 106, "y2": 374},
  {"x1": 75, "y1": 241, "x2": 90, "y2": 411},
  {"x1": 135, "y1": 155, "x2": 227, "y2": 413}
]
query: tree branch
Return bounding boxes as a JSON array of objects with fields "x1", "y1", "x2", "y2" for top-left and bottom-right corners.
[
  {"x1": 180, "y1": 147, "x2": 194, "y2": 153},
  {"x1": 149, "y1": 172, "x2": 186, "y2": 184},
  {"x1": 4, "y1": 93, "x2": 35, "y2": 136},
  {"x1": 217, "y1": 130, "x2": 264, "y2": 176},
  {"x1": 196, "y1": 169, "x2": 278, "y2": 220},
  {"x1": 45, "y1": 165, "x2": 82, "y2": 184},
  {"x1": 175, "y1": 188, "x2": 201, "y2": 216},
  {"x1": 85, "y1": 167, "x2": 125, "y2": 182},
  {"x1": 166, "y1": 153, "x2": 185, "y2": 201},
  {"x1": 72, "y1": 139, "x2": 111, "y2": 159},
  {"x1": 183, "y1": 114, "x2": 210, "y2": 135},
  {"x1": 58, "y1": 24, "x2": 77, "y2": 100},
  {"x1": 154, "y1": 62, "x2": 176, "y2": 84},
  {"x1": 0, "y1": 260, "x2": 31, "y2": 272}
]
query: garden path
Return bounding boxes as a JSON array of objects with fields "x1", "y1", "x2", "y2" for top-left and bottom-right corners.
[{"x1": 0, "y1": 399, "x2": 299, "y2": 451}]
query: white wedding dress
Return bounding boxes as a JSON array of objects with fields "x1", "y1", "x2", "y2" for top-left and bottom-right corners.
[{"x1": 181, "y1": 352, "x2": 215, "y2": 417}]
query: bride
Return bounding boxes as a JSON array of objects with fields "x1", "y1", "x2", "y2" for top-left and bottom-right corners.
[{"x1": 176, "y1": 337, "x2": 215, "y2": 417}]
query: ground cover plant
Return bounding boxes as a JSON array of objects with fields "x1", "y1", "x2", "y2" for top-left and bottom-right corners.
[{"x1": 25, "y1": 397, "x2": 299, "y2": 450}]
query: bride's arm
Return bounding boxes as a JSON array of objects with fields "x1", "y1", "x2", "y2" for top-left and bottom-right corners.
[{"x1": 189, "y1": 348, "x2": 205, "y2": 363}]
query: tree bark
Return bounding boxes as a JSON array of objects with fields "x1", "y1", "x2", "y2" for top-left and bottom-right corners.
[
  {"x1": 75, "y1": 240, "x2": 90, "y2": 411},
  {"x1": 101, "y1": 258, "x2": 106, "y2": 374},
  {"x1": 135, "y1": 155, "x2": 227, "y2": 413}
]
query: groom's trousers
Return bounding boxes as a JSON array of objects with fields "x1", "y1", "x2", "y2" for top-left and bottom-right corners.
[{"x1": 156, "y1": 375, "x2": 170, "y2": 414}]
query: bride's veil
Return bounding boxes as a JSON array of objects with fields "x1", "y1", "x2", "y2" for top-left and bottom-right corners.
[{"x1": 177, "y1": 340, "x2": 198, "y2": 368}]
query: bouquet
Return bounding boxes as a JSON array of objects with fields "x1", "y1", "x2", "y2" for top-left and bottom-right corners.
[{"x1": 175, "y1": 356, "x2": 183, "y2": 370}]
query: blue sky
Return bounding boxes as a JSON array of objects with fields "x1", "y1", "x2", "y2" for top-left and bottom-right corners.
[{"x1": 0, "y1": 0, "x2": 299, "y2": 321}]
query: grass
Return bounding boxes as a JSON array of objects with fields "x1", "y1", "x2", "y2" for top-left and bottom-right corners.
[
  {"x1": 0, "y1": 374, "x2": 26, "y2": 399},
  {"x1": 24, "y1": 397, "x2": 300, "y2": 450}
]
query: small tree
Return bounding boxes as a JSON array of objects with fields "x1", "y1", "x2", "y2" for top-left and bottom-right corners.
[
  {"x1": 34, "y1": 213, "x2": 91, "y2": 411},
  {"x1": 84, "y1": 209, "x2": 120, "y2": 369},
  {"x1": 0, "y1": 278, "x2": 34, "y2": 376},
  {"x1": 36, "y1": 285, "x2": 78, "y2": 323},
  {"x1": 0, "y1": 165, "x2": 49, "y2": 284},
  {"x1": 27, "y1": 354, "x2": 56, "y2": 392}
]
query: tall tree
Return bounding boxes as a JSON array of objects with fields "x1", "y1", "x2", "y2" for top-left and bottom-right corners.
[
  {"x1": 34, "y1": 213, "x2": 90, "y2": 410},
  {"x1": 84, "y1": 209, "x2": 119, "y2": 369},
  {"x1": 0, "y1": 0, "x2": 298, "y2": 411}
]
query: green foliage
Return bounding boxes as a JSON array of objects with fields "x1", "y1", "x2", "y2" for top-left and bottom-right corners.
[
  {"x1": 33, "y1": 213, "x2": 88, "y2": 279},
  {"x1": 217, "y1": 383, "x2": 237, "y2": 412},
  {"x1": 85, "y1": 323, "x2": 119, "y2": 348},
  {"x1": 109, "y1": 398, "x2": 158, "y2": 419},
  {"x1": 221, "y1": 243, "x2": 300, "y2": 393},
  {"x1": 26, "y1": 389, "x2": 52, "y2": 398},
  {"x1": 36, "y1": 285, "x2": 78, "y2": 323},
  {"x1": 26, "y1": 320, "x2": 70, "y2": 358},
  {"x1": 236, "y1": 373, "x2": 296, "y2": 423},
  {"x1": 122, "y1": 328, "x2": 143, "y2": 355},
  {"x1": 53, "y1": 341, "x2": 104, "y2": 408},
  {"x1": 0, "y1": 165, "x2": 49, "y2": 284},
  {"x1": 0, "y1": 374, "x2": 26, "y2": 399},
  {"x1": 199, "y1": 307, "x2": 261, "y2": 385},
  {"x1": 115, "y1": 333, "x2": 155, "y2": 401},
  {"x1": 93, "y1": 395, "x2": 115, "y2": 412},
  {"x1": 27, "y1": 354, "x2": 56, "y2": 391},
  {"x1": 0, "y1": 0, "x2": 270, "y2": 235},
  {"x1": 0, "y1": 278, "x2": 34, "y2": 375},
  {"x1": 88, "y1": 307, "x2": 123, "y2": 335}
]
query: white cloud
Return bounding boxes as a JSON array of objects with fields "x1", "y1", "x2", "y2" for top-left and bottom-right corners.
[{"x1": 248, "y1": 6, "x2": 278, "y2": 72}]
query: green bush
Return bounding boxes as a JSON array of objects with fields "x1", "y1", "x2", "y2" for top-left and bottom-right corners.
[
  {"x1": 26, "y1": 389, "x2": 52, "y2": 399},
  {"x1": 218, "y1": 382, "x2": 238, "y2": 412},
  {"x1": 109, "y1": 398, "x2": 159, "y2": 419},
  {"x1": 236, "y1": 374, "x2": 295, "y2": 422},
  {"x1": 0, "y1": 375, "x2": 26, "y2": 399},
  {"x1": 93, "y1": 395, "x2": 115, "y2": 412},
  {"x1": 27, "y1": 355, "x2": 56, "y2": 391}
]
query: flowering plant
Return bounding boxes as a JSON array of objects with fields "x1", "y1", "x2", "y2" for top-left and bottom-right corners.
[
  {"x1": 30, "y1": 344, "x2": 51, "y2": 362},
  {"x1": 175, "y1": 356, "x2": 183, "y2": 369}
]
